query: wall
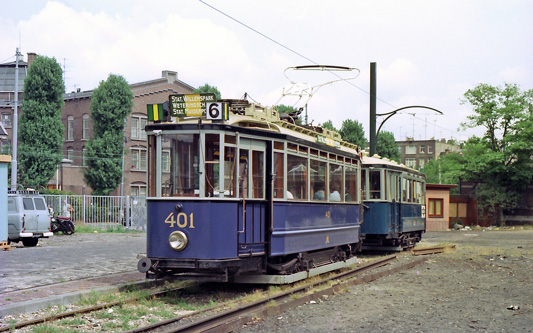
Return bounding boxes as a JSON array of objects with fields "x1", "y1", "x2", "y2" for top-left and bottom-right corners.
[{"x1": 426, "y1": 185, "x2": 453, "y2": 231}]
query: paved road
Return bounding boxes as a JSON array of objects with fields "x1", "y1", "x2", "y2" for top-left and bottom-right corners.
[{"x1": 0, "y1": 232, "x2": 146, "y2": 293}]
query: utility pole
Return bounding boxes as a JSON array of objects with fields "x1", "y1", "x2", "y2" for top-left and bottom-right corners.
[
  {"x1": 369, "y1": 62, "x2": 377, "y2": 156},
  {"x1": 10, "y1": 48, "x2": 21, "y2": 191}
]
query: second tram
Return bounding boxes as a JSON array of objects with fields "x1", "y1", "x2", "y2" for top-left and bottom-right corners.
[{"x1": 360, "y1": 154, "x2": 426, "y2": 250}]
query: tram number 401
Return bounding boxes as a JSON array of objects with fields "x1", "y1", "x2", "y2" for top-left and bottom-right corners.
[{"x1": 165, "y1": 212, "x2": 195, "y2": 228}]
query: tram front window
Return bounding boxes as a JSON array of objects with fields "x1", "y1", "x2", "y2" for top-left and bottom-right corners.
[{"x1": 162, "y1": 134, "x2": 200, "y2": 197}]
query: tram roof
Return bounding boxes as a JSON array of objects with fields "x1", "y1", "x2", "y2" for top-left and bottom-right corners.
[
  {"x1": 361, "y1": 153, "x2": 425, "y2": 177},
  {"x1": 146, "y1": 100, "x2": 361, "y2": 157}
]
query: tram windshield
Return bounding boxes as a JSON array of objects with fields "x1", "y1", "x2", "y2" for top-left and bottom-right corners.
[{"x1": 161, "y1": 134, "x2": 200, "y2": 197}]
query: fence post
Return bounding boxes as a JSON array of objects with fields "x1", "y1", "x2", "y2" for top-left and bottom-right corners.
[{"x1": 125, "y1": 195, "x2": 130, "y2": 229}]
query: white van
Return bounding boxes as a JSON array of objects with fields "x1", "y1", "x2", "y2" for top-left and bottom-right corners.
[{"x1": 7, "y1": 190, "x2": 53, "y2": 247}]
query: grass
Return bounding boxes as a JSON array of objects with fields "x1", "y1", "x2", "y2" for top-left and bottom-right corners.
[{"x1": 74, "y1": 224, "x2": 142, "y2": 233}]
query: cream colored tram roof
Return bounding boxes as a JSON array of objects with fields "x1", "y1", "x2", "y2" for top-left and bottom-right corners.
[
  {"x1": 173, "y1": 111, "x2": 359, "y2": 156},
  {"x1": 361, "y1": 153, "x2": 424, "y2": 176}
]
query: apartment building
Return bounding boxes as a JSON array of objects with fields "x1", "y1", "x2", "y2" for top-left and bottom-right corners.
[{"x1": 396, "y1": 138, "x2": 461, "y2": 169}]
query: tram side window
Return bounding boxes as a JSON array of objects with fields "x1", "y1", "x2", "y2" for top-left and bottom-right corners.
[
  {"x1": 239, "y1": 150, "x2": 249, "y2": 198},
  {"x1": 369, "y1": 170, "x2": 381, "y2": 199},
  {"x1": 273, "y1": 152, "x2": 284, "y2": 199},
  {"x1": 223, "y1": 146, "x2": 237, "y2": 197},
  {"x1": 252, "y1": 151, "x2": 264, "y2": 198},
  {"x1": 204, "y1": 134, "x2": 220, "y2": 197},
  {"x1": 329, "y1": 164, "x2": 343, "y2": 201},
  {"x1": 345, "y1": 166, "x2": 357, "y2": 202},
  {"x1": 311, "y1": 159, "x2": 327, "y2": 201},
  {"x1": 287, "y1": 154, "x2": 308, "y2": 200},
  {"x1": 165, "y1": 134, "x2": 200, "y2": 197}
]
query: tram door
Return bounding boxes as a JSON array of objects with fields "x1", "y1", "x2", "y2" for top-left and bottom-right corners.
[
  {"x1": 390, "y1": 172, "x2": 402, "y2": 238},
  {"x1": 237, "y1": 139, "x2": 266, "y2": 256}
]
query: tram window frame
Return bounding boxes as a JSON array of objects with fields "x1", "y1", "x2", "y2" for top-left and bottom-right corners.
[
  {"x1": 223, "y1": 145, "x2": 237, "y2": 198},
  {"x1": 369, "y1": 169, "x2": 381, "y2": 200},
  {"x1": 164, "y1": 133, "x2": 200, "y2": 197},
  {"x1": 273, "y1": 152, "x2": 285, "y2": 199},
  {"x1": 252, "y1": 150, "x2": 264, "y2": 198},
  {"x1": 329, "y1": 163, "x2": 343, "y2": 202},
  {"x1": 204, "y1": 133, "x2": 221, "y2": 197},
  {"x1": 311, "y1": 158, "x2": 327, "y2": 201},
  {"x1": 345, "y1": 165, "x2": 358, "y2": 202},
  {"x1": 286, "y1": 153, "x2": 308, "y2": 200}
]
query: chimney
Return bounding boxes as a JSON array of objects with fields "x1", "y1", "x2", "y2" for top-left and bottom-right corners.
[
  {"x1": 162, "y1": 70, "x2": 177, "y2": 83},
  {"x1": 27, "y1": 52, "x2": 37, "y2": 67}
]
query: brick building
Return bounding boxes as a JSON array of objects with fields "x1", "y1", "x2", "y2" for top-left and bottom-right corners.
[
  {"x1": 48, "y1": 70, "x2": 195, "y2": 195},
  {"x1": 0, "y1": 52, "x2": 196, "y2": 195},
  {"x1": 396, "y1": 138, "x2": 461, "y2": 169}
]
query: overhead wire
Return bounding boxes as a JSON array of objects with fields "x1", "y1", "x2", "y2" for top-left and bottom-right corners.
[{"x1": 198, "y1": 0, "x2": 462, "y2": 137}]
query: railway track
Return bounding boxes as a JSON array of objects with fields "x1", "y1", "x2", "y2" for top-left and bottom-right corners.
[
  {"x1": 129, "y1": 254, "x2": 428, "y2": 332},
  {"x1": 1, "y1": 251, "x2": 444, "y2": 332},
  {"x1": 412, "y1": 244, "x2": 456, "y2": 256}
]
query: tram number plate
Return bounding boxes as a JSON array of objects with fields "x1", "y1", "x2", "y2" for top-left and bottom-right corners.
[{"x1": 165, "y1": 212, "x2": 195, "y2": 229}]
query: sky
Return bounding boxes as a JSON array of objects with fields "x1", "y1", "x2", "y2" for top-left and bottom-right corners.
[{"x1": 1, "y1": 0, "x2": 531, "y2": 143}]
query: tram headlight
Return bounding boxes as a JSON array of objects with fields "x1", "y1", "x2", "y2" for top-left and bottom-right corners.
[{"x1": 168, "y1": 231, "x2": 188, "y2": 251}]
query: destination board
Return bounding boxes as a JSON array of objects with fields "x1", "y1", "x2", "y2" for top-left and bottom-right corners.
[
  {"x1": 169, "y1": 93, "x2": 216, "y2": 117},
  {"x1": 317, "y1": 135, "x2": 341, "y2": 148}
]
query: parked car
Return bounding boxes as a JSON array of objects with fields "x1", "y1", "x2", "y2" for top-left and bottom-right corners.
[{"x1": 7, "y1": 190, "x2": 53, "y2": 247}]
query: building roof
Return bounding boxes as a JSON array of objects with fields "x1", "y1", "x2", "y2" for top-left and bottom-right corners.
[{"x1": 426, "y1": 183, "x2": 458, "y2": 190}]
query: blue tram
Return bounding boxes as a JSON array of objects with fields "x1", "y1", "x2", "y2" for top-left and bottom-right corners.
[
  {"x1": 138, "y1": 98, "x2": 363, "y2": 282},
  {"x1": 360, "y1": 154, "x2": 426, "y2": 250}
]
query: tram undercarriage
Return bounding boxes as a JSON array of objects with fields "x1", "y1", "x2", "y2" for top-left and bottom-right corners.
[{"x1": 141, "y1": 243, "x2": 361, "y2": 283}]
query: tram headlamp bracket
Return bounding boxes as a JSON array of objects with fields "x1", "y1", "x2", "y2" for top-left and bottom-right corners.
[{"x1": 169, "y1": 231, "x2": 188, "y2": 251}]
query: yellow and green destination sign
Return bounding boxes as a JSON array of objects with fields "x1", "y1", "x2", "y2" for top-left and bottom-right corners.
[
  {"x1": 317, "y1": 135, "x2": 341, "y2": 148},
  {"x1": 169, "y1": 93, "x2": 216, "y2": 117}
]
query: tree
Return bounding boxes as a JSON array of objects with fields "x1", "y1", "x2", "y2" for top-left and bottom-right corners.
[
  {"x1": 376, "y1": 131, "x2": 400, "y2": 162},
  {"x1": 83, "y1": 74, "x2": 133, "y2": 195},
  {"x1": 18, "y1": 55, "x2": 64, "y2": 189},
  {"x1": 339, "y1": 119, "x2": 368, "y2": 149},
  {"x1": 421, "y1": 153, "x2": 465, "y2": 194},
  {"x1": 321, "y1": 120, "x2": 336, "y2": 131},
  {"x1": 193, "y1": 83, "x2": 221, "y2": 100},
  {"x1": 460, "y1": 83, "x2": 533, "y2": 224}
]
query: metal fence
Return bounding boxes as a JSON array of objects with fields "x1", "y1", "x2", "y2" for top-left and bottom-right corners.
[{"x1": 43, "y1": 195, "x2": 147, "y2": 231}]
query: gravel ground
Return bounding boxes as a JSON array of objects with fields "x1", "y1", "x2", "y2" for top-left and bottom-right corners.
[{"x1": 241, "y1": 229, "x2": 533, "y2": 332}]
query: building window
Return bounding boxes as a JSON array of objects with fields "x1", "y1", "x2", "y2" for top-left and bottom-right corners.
[
  {"x1": 420, "y1": 145, "x2": 425, "y2": 153},
  {"x1": 67, "y1": 147, "x2": 74, "y2": 162},
  {"x1": 405, "y1": 158, "x2": 416, "y2": 168},
  {"x1": 131, "y1": 184, "x2": 147, "y2": 196},
  {"x1": 405, "y1": 145, "x2": 416, "y2": 154},
  {"x1": 419, "y1": 158, "x2": 425, "y2": 168},
  {"x1": 131, "y1": 147, "x2": 147, "y2": 171},
  {"x1": 82, "y1": 115, "x2": 89, "y2": 140},
  {"x1": 82, "y1": 147, "x2": 87, "y2": 166},
  {"x1": 67, "y1": 116, "x2": 74, "y2": 141},
  {"x1": 450, "y1": 202, "x2": 468, "y2": 218},
  {"x1": 1, "y1": 112, "x2": 12, "y2": 127},
  {"x1": 131, "y1": 116, "x2": 147, "y2": 140},
  {"x1": 428, "y1": 145, "x2": 433, "y2": 154},
  {"x1": 428, "y1": 198, "x2": 444, "y2": 217}
]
